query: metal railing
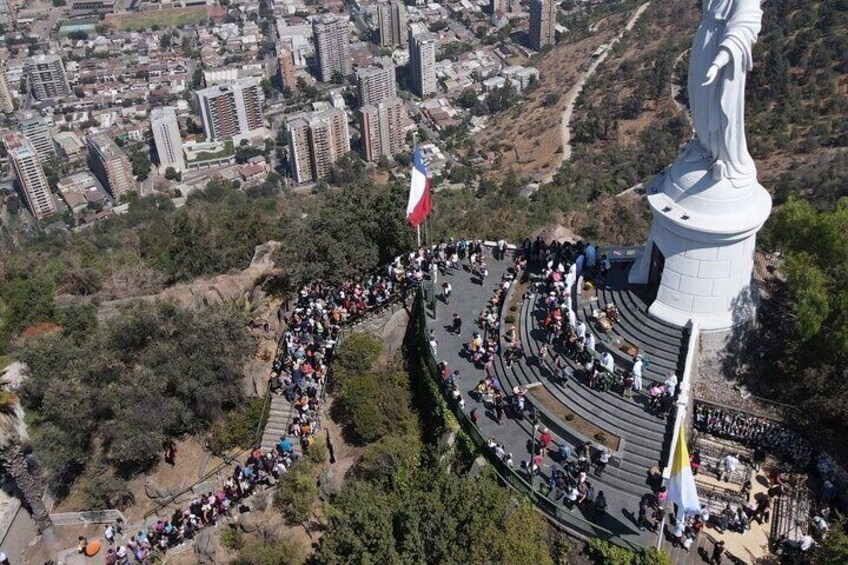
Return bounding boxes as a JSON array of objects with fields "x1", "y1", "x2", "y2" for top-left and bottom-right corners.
[{"x1": 662, "y1": 319, "x2": 699, "y2": 480}]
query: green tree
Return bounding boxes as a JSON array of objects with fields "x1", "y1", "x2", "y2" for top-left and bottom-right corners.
[
  {"x1": 274, "y1": 459, "x2": 318, "y2": 525},
  {"x1": 811, "y1": 513, "x2": 848, "y2": 564},
  {"x1": 130, "y1": 149, "x2": 152, "y2": 181},
  {"x1": 164, "y1": 166, "x2": 182, "y2": 181},
  {"x1": 0, "y1": 276, "x2": 55, "y2": 340}
]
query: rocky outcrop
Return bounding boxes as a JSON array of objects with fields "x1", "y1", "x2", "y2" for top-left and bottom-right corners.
[{"x1": 86, "y1": 240, "x2": 283, "y2": 322}]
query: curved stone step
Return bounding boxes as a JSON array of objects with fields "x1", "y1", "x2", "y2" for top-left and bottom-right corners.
[{"x1": 519, "y1": 300, "x2": 668, "y2": 438}]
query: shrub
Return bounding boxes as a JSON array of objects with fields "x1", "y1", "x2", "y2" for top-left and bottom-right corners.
[
  {"x1": 275, "y1": 459, "x2": 318, "y2": 524},
  {"x1": 220, "y1": 527, "x2": 244, "y2": 550},
  {"x1": 594, "y1": 432, "x2": 609, "y2": 445},
  {"x1": 77, "y1": 464, "x2": 134, "y2": 510},
  {"x1": 636, "y1": 547, "x2": 671, "y2": 565},
  {"x1": 504, "y1": 314, "x2": 516, "y2": 324},
  {"x1": 206, "y1": 397, "x2": 269, "y2": 454},
  {"x1": 333, "y1": 333, "x2": 383, "y2": 384},
  {"x1": 585, "y1": 538, "x2": 634, "y2": 565},
  {"x1": 234, "y1": 537, "x2": 308, "y2": 565},
  {"x1": 305, "y1": 434, "x2": 328, "y2": 465},
  {"x1": 565, "y1": 413, "x2": 575, "y2": 421}
]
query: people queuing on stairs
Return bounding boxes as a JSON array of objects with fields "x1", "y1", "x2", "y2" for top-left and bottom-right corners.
[{"x1": 693, "y1": 403, "x2": 814, "y2": 470}]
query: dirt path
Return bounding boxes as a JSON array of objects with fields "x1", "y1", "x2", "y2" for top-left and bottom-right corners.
[{"x1": 542, "y1": 1, "x2": 652, "y2": 185}]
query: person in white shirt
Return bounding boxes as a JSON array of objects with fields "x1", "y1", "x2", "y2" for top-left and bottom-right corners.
[
  {"x1": 585, "y1": 332, "x2": 596, "y2": 355},
  {"x1": 600, "y1": 351, "x2": 615, "y2": 374},
  {"x1": 574, "y1": 320, "x2": 586, "y2": 340},
  {"x1": 632, "y1": 355, "x2": 644, "y2": 391},
  {"x1": 722, "y1": 454, "x2": 740, "y2": 482},
  {"x1": 664, "y1": 373, "x2": 679, "y2": 396}
]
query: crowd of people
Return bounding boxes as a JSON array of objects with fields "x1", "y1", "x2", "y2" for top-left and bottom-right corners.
[
  {"x1": 81, "y1": 247, "x2": 445, "y2": 563},
  {"x1": 89, "y1": 441, "x2": 298, "y2": 564},
  {"x1": 693, "y1": 403, "x2": 815, "y2": 470}
]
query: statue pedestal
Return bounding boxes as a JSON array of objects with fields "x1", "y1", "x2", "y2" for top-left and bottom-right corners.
[{"x1": 629, "y1": 141, "x2": 772, "y2": 331}]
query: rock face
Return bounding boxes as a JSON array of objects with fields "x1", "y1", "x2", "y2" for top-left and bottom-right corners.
[
  {"x1": 92, "y1": 241, "x2": 283, "y2": 322},
  {"x1": 194, "y1": 529, "x2": 217, "y2": 564}
]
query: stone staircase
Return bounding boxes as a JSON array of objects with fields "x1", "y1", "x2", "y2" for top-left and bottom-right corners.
[
  {"x1": 493, "y1": 259, "x2": 689, "y2": 539},
  {"x1": 259, "y1": 394, "x2": 302, "y2": 458},
  {"x1": 576, "y1": 261, "x2": 688, "y2": 387}
]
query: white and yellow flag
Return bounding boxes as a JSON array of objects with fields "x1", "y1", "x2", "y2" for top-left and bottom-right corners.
[{"x1": 667, "y1": 421, "x2": 701, "y2": 517}]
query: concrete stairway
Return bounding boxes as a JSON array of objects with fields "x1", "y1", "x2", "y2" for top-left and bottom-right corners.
[
  {"x1": 492, "y1": 259, "x2": 689, "y2": 541},
  {"x1": 259, "y1": 394, "x2": 302, "y2": 458},
  {"x1": 577, "y1": 261, "x2": 688, "y2": 387}
]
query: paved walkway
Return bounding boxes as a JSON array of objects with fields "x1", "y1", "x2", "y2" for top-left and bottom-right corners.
[{"x1": 426, "y1": 255, "x2": 662, "y2": 548}]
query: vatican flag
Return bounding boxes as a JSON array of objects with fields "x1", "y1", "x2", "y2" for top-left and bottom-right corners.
[{"x1": 667, "y1": 421, "x2": 701, "y2": 517}]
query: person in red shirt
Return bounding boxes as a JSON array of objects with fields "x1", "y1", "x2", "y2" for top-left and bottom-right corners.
[{"x1": 539, "y1": 428, "x2": 552, "y2": 452}]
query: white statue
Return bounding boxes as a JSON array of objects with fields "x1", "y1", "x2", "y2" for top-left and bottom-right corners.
[{"x1": 687, "y1": 0, "x2": 762, "y2": 185}]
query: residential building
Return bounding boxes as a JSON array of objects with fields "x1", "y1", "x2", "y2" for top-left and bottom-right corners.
[
  {"x1": 86, "y1": 132, "x2": 137, "y2": 199},
  {"x1": 3, "y1": 133, "x2": 57, "y2": 221},
  {"x1": 286, "y1": 116, "x2": 313, "y2": 184},
  {"x1": 356, "y1": 58, "x2": 397, "y2": 107},
  {"x1": 0, "y1": 60, "x2": 15, "y2": 114},
  {"x1": 278, "y1": 47, "x2": 297, "y2": 91},
  {"x1": 0, "y1": 0, "x2": 15, "y2": 28},
  {"x1": 18, "y1": 110, "x2": 56, "y2": 163},
  {"x1": 408, "y1": 23, "x2": 437, "y2": 97},
  {"x1": 150, "y1": 107, "x2": 185, "y2": 173},
  {"x1": 57, "y1": 171, "x2": 105, "y2": 214},
  {"x1": 377, "y1": 0, "x2": 407, "y2": 48},
  {"x1": 70, "y1": 0, "x2": 116, "y2": 14},
  {"x1": 195, "y1": 77, "x2": 264, "y2": 142},
  {"x1": 529, "y1": 0, "x2": 556, "y2": 51},
  {"x1": 286, "y1": 108, "x2": 350, "y2": 183},
  {"x1": 26, "y1": 54, "x2": 72, "y2": 101},
  {"x1": 313, "y1": 13, "x2": 351, "y2": 83},
  {"x1": 359, "y1": 97, "x2": 405, "y2": 163}
]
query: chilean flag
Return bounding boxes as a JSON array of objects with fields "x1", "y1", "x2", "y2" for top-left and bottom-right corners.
[{"x1": 406, "y1": 147, "x2": 432, "y2": 227}]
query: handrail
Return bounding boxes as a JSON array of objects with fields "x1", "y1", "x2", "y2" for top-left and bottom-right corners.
[{"x1": 662, "y1": 319, "x2": 699, "y2": 479}]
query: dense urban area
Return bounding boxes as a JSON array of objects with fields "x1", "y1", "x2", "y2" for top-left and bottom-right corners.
[{"x1": 0, "y1": 0, "x2": 847, "y2": 564}]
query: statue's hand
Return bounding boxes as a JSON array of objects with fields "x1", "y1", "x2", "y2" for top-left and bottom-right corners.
[{"x1": 702, "y1": 64, "x2": 720, "y2": 86}]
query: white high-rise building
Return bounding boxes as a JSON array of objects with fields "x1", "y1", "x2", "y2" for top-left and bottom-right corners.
[
  {"x1": 3, "y1": 132, "x2": 57, "y2": 221},
  {"x1": 18, "y1": 110, "x2": 56, "y2": 163},
  {"x1": 408, "y1": 23, "x2": 437, "y2": 97},
  {"x1": 356, "y1": 58, "x2": 397, "y2": 107},
  {"x1": 195, "y1": 78, "x2": 265, "y2": 142},
  {"x1": 0, "y1": 60, "x2": 14, "y2": 114},
  {"x1": 529, "y1": 0, "x2": 556, "y2": 51},
  {"x1": 26, "y1": 54, "x2": 72, "y2": 101},
  {"x1": 150, "y1": 107, "x2": 185, "y2": 173},
  {"x1": 313, "y1": 13, "x2": 351, "y2": 83}
]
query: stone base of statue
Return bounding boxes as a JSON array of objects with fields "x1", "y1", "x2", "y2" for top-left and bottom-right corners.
[{"x1": 629, "y1": 140, "x2": 772, "y2": 331}]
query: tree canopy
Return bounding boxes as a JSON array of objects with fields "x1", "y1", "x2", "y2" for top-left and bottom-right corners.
[{"x1": 18, "y1": 302, "x2": 250, "y2": 484}]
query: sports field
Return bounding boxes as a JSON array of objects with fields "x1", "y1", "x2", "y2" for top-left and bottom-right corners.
[{"x1": 106, "y1": 7, "x2": 209, "y2": 31}]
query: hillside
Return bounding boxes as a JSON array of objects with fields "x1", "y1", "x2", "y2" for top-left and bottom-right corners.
[
  {"x1": 747, "y1": 0, "x2": 848, "y2": 204},
  {"x1": 471, "y1": 1, "x2": 643, "y2": 183},
  {"x1": 545, "y1": 0, "x2": 848, "y2": 207}
]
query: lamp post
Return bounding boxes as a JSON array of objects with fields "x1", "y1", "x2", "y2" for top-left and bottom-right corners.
[{"x1": 530, "y1": 406, "x2": 539, "y2": 489}]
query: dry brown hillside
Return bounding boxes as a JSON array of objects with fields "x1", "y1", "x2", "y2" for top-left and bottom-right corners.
[{"x1": 473, "y1": 10, "x2": 631, "y2": 182}]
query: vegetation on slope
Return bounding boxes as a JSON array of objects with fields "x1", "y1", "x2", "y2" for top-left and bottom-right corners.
[{"x1": 17, "y1": 301, "x2": 250, "y2": 495}]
